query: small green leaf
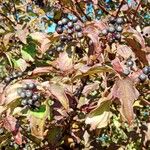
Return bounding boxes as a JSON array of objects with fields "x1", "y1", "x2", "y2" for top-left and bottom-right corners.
[
  {"x1": 21, "y1": 43, "x2": 36, "y2": 62},
  {"x1": 28, "y1": 105, "x2": 46, "y2": 119}
]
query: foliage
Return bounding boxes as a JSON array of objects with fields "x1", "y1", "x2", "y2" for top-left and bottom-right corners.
[{"x1": 0, "y1": 0, "x2": 150, "y2": 149}]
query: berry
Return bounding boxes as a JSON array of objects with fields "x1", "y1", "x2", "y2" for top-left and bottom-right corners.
[
  {"x1": 148, "y1": 74, "x2": 150, "y2": 80},
  {"x1": 115, "y1": 26, "x2": 123, "y2": 32},
  {"x1": 72, "y1": 16, "x2": 78, "y2": 23},
  {"x1": 34, "y1": 101, "x2": 40, "y2": 108},
  {"x1": 62, "y1": 18, "x2": 68, "y2": 25},
  {"x1": 12, "y1": 72, "x2": 18, "y2": 79},
  {"x1": 60, "y1": 35, "x2": 67, "y2": 41},
  {"x1": 108, "y1": 26, "x2": 115, "y2": 33},
  {"x1": 57, "y1": 46, "x2": 63, "y2": 52},
  {"x1": 0, "y1": 128, "x2": 4, "y2": 135},
  {"x1": 28, "y1": 99, "x2": 33, "y2": 105},
  {"x1": 4, "y1": 76, "x2": 11, "y2": 83},
  {"x1": 101, "y1": 29, "x2": 108, "y2": 36},
  {"x1": 56, "y1": 27, "x2": 63, "y2": 34},
  {"x1": 48, "y1": 50, "x2": 53, "y2": 55},
  {"x1": 67, "y1": 21, "x2": 74, "y2": 29},
  {"x1": 116, "y1": 17, "x2": 124, "y2": 24},
  {"x1": 77, "y1": 32, "x2": 83, "y2": 38},
  {"x1": 58, "y1": 20, "x2": 63, "y2": 26},
  {"x1": 115, "y1": 33, "x2": 121, "y2": 40},
  {"x1": 67, "y1": 35, "x2": 73, "y2": 41},
  {"x1": 21, "y1": 99, "x2": 28, "y2": 106},
  {"x1": 75, "y1": 25, "x2": 82, "y2": 32},
  {"x1": 20, "y1": 91, "x2": 26, "y2": 98},
  {"x1": 28, "y1": 83, "x2": 36, "y2": 90},
  {"x1": 142, "y1": 66, "x2": 150, "y2": 75},
  {"x1": 25, "y1": 90, "x2": 33, "y2": 98},
  {"x1": 17, "y1": 88, "x2": 23, "y2": 95},
  {"x1": 32, "y1": 93, "x2": 39, "y2": 101},
  {"x1": 123, "y1": 69, "x2": 130, "y2": 76},
  {"x1": 138, "y1": 73, "x2": 147, "y2": 82},
  {"x1": 109, "y1": 16, "x2": 116, "y2": 24},
  {"x1": 23, "y1": 84, "x2": 29, "y2": 90},
  {"x1": 126, "y1": 60, "x2": 134, "y2": 67},
  {"x1": 67, "y1": 29, "x2": 73, "y2": 34},
  {"x1": 17, "y1": 72, "x2": 23, "y2": 77}
]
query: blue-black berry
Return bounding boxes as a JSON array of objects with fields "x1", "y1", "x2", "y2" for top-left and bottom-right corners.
[
  {"x1": 138, "y1": 73, "x2": 147, "y2": 82},
  {"x1": 4, "y1": 76, "x2": 11, "y2": 83},
  {"x1": 28, "y1": 83, "x2": 36, "y2": 90},
  {"x1": 142, "y1": 66, "x2": 150, "y2": 75}
]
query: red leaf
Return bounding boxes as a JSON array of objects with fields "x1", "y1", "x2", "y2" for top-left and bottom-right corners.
[
  {"x1": 111, "y1": 57, "x2": 123, "y2": 73},
  {"x1": 111, "y1": 78, "x2": 139, "y2": 124}
]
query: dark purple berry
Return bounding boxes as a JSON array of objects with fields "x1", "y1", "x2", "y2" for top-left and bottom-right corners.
[
  {"x1": 34, "y1": 101, "x2": 40, "y2": 108},
  {"x1": 115, "y1": 26, "x2": 123, "y2": 32},
  {"x1": 138, "y1": 73, "x2": 147, "y2": 82},
  {"x1": 17, "y1": 72, "x2": 23, "y2": 77},
  {"x1": 67, "y1": 29, "x2": 73, "y2": 34},
  {"x1": 67, "y1": 35, "x2": 73, "y2": 41},
  {"x1": 67, "y1": 21, "x2": 74, "y2": 29},
  {"x1": 4, "y1": 76, "x2": 11, "y2": 83},
  {"x1": 56, "y1": 27, "x2": 63, "y2": 34},
  {"x1": 60, "y1": 35, "x2": 67, "y2": 41},
  {"x1": 20, "y1": 91, "x2": 26, "y2": 98},
  {"x1": 57, "y1": 46, "x2": 63, "y2": 52},
  {"x1": 123, "y1": 69, "x2": 130, "y2": 76},
  {"x1": 12, "y1": 72, "x2": 18, "y2": 79},
  {"x1": 0, "y1": 128, "x2": 4, "y2": 135},
  {"x1": 17, "y1": 88, "x2": 23, "y2": 95},
  {"x1": 101, "y1": 29, "x2": 108, "y2": 36},
  {"x1": 58, "y1": 20, "x2": 63, "y2": 26},
  {"x1": 108, "y1": 26, "x2": 115, "y2": 33},
  {"x1": 23, "y1": 84, "x2": 29, "y2": 90},
  {"x1": 116, "y1": 17, "x2": 124, "y2": 24},
  {"x1": 28, "y1": 83, "x2": 36, "y2": 90},
  {"x1": 28, "y1": 99, "x2": 33, "y2": 105},
  {"x1": 32, "y1": 93, "x2": 39, "y2": 101},
  {"x1": 142, "y1": 66, "x2": 150, "y2": 75},
  {"x1": 75, "y1": 25, "x2": 82, "y2": 32},
  {"x1": 126, "y1": 60, "x2": 134, "y2": 67},
  {"x1": 72, "y1": 16, "x2": 78, "y2": 23},
  {"x1": 109, "y1": 16, "x2": 116, "y2": 24},
  {"x1": 25, "y1": 90, "x2": 33, "y2": 98},
  {"x1": 77, "y1": 32, "x2": 83, "y2": 38},
  {"x1": 21, "y1": 99, "x2": 28, "y2": 106},
  {"x1": 62, "y1": 18, "x2": 68, "y2": 25},
  {"x1": 115, "y1": 33, "x2": 121, "y2": 40}
]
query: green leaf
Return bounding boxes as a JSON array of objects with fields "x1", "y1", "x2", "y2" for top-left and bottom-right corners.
[
  {"x1": 21, "y1": 43, "x2": 36, "y2": 62},
  {"x1": 28, "y1": 105, "x2": 47, "y2": 119}
]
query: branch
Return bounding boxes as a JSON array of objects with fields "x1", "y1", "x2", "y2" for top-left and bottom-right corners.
[
  {"x1": 115, "y1": 0, "x2": 126, "y2": 18},
  {"x1": 132, "y1": 0, "x2": 142, "y2": 21},
  {"x1": 0, "y1": 12, "x2": 16, "y2": 26},
  {"x1": 11, "y1": 0, "x2": 18, "y2": 23},
  {"x1": 74, "y1": 0, "x2": 90, "y2": 21},
  {"x1": 74, "y1": 76, "x2": 89, "y2": 99},
  {"x1": 97, "y1": 3, "x2": 112, "y2": 16}
]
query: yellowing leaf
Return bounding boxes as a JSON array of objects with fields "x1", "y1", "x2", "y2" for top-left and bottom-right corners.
[
  {"x1": 49, "y1": 84, "x2": 69, "y2": 110},
  {"x1": 85, "y1": 98, "x2": 112, "y2": 129}
]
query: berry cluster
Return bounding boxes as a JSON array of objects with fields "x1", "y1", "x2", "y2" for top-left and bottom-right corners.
[
  {"x1": 101, "y1": 16, "x2": 124, "y2": 42},
  {"x1": 138, "y1": 66, "x2": 150, "y2": 82},
  {"x1": 56, "y1": 16, "x2": 83, "y2": 41},
  {"x1": 4, "y1": 71, "x2": 23, "y2": 84},
  {"x1": 17, "y1": 83, "x2": 41, "y2": 109}
]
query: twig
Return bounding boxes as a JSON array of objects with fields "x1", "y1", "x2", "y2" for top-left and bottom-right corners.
[
  {"x1": 74, "y1": 76, "x2": 89, "y2": 99},
  {"x1": 97, "y1": 3, "x2": 111, "y2": 15},
  {"x1": 0, "y1": 12, "x2": 16, "y2": 26},
  {"x1": 141, "y1": 99, "x2": 150, "y2": 106},
  {"x1": 132, "y1": 0, "x2": 142, "y2": 21},
  {"x1": 115, "y1": 0, "x2": 126, "y2": 18},
  {"x1": 11, "y1": 0, "x2": 18, "y2": 22},
  {"x1": 74, "y1": 0, "x2": 90, "y2": 21}
]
